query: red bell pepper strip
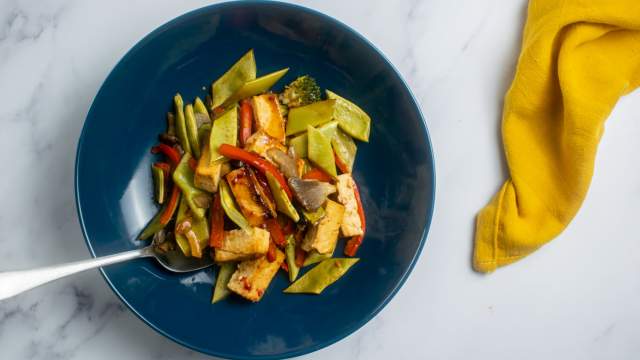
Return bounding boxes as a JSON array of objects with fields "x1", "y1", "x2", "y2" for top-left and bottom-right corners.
[
  {"x1": 344, "y1": 179, "x2": 366, "y2": 256},
  {"x1": 151, "y1": 143, "x2": 181, "y2": 165},
  {"x1": 280, "y1": 261, "x2": 289, "y2": 272},
  {"x1": 265, "y1": 218, "x2": 286, "y2": 247},
  {"x1": 212, "y1": 106, "x2": 226, "y2": 117},
  {"x1": 218, "y1": 144, "x2": 293, "y2": 199},
  {"x1": 334, "y1": 150, "x2": 350, "y2": 174},
  {"x1": 239, "y1": 99, "x2": 253, "y2": 146},
  {"x1": 153, "y1": 162, "x2": 171, "y2": 177},
  {"x1": 159, "y1": 185, "x2": 180, "y2": 225},
  {"x1": 295, "y1": 248, "x2": 306, "y2": 268},
  {"x1": 281, "y1": 219, "x2": 294, "y2": 236},
  {"x1": 266, "y1": 240, "x2": 277, "y2": 262},
  {"x1": 188, "y1": 157, "x2": 198, "y2": 171},
  {"x1": 302, "y1": 168, "x2": 333, "y2": 182},
  {"x1": 209, "y1": 193, "x2": 224, "y2": 249}
]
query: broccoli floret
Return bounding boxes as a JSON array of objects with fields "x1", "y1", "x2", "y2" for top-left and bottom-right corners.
[{"x1": 280, "y1": 75, "x2": 322, "y2": 108}]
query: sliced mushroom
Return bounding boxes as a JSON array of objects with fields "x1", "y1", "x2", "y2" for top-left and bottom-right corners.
[
  {"x1": 288, "y1": 177, "x2": 336, "y2": 211},
  {"x1": 267, "y1": 148, "x2": 298, "y2": 179}
]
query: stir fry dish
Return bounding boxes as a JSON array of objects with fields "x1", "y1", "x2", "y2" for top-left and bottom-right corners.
[{"x1": 140, "y1": 50, "x2": 370, "y2": 303}]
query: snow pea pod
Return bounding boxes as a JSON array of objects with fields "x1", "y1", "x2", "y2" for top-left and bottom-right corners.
[
  {"x1": 303, "y1": 250, "x2": 333, "y2": 267},
  {"x1": 173, "y1": 153, "x2": 208, "y2": 219},
  {"x1": 174, "y1": 94, "x2": 192, "y2": 155},
  {"x1": 185, "y1": 104, "x2": 201, "y2": 159},
  {"x1": 266, "y1": 172, "x2": 300, "y2": 222},
  {"x1": 219, "y1": 179, "x2": 252, "y2": 233},
  {"x1": 151, "y1": 164, "x2": 165, "y2": 204},
  {"x1": 286, "y1": 99, "x2": 336, "y2": 136},
  {"x1": 302, "y1": 206, "x2": 325, "y2": 224},
  {"x1": 284, "y1": 258, "x2": 359, "y2": 294},
  {"x1": 285, "y1": 235, "x2": 299, "y2": 282},
  {"x1": 212, "y1": 262, "x2": 236, "y2": 303},
  {"x1": 212, "y1": 49, "x2": 256, "y2": 109},
  {"x1": 209, "y1": 106, "x2": 238, "y2": 163},
  {"x1": 194, "y1": 96, "x2": 209, "y2": 115},
  {"x1": 307, "y1": 125, "x2": 337, "y2": 178},
  {"x1": 174, "y1": 196, "x2": 210, "y2": 257},
  {"x1": 331, "y1": 128, "x2": 357, "y2": 172},
  {"x1": 326, "y1": 90, "x2": 370, "y2": 142},
  {"x1": 221, "y1": 68, "x2": 289, "y2": 108}
]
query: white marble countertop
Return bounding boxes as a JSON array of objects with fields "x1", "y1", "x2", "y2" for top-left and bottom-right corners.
[{"x1": 2, "y1": 0, "x2": 640, "y2": 359}]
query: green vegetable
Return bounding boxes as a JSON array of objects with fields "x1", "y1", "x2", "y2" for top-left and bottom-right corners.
[
  {"x1": 326, "y1": 90, "x2": 370, "y2": 142},
  {"x1": 285, "y1": 235, "x2": 299, "y2": 282},
  {"x1": 209, "y1": 106, "x2": 238, "y2": 163},
  {"x1": 318, "y1": 120, "x2": 338, "y2": 140},
  {"x1": 331, "y1": 128, "x2": 357, "y2": 172},
  {"x1": 222, "y1": 68, "x2": 289, "y2": 108},
  {"x1": 280, "y1": 75, "x2": 322, "y2": 108},
  {"x1": 184, "y1": 104, "x2": 201, "y2": 159},
  {"x1": 174, "y1": 94, "x2": 192, "y2": 155},
  {"x1": 286, "y1": 99, "x2": 336, "y2": 136},
  {"x1": 266, "y1": 172, "x2": 300, "y2": 222},
  {"x1": 212, "y1": 49, "x2": 257, "y2": 109},
  {"x1": 174, "y1": 196, "x2": 210, "y2": 257},
  {"x1": 194, "y1": 96, "x2": 208, "y2": 115},
  {"x1": 138, "y1": 190, "x2": 182, "y2": 240},
  {"x1": 284, "y1": 258, "x2": 359, "y2": 294},
  {"x1": 152, "y1": 165, "x2": 165, "y2": 204},
  {"x1": 212, "y1": 262, "x2": 236, "y2": 303},
  {"x1": 307, "y1": 125, "x2": 337, "y2": 177},
  {"x1": 302, "y1": 206, "x2": 325, "y2": 224},
  {"x1": 172, "y1": 153, "x2": 208, "y2": 219},
  {"x1": 289, "y1": 133, "x2": 308, "y2": 158},
  {"x1": 219, "y1": 180, "x2": 252, "y2": 233},
  {"x1": 303, "y1": 250, "x2": 333, "y2": 267}
]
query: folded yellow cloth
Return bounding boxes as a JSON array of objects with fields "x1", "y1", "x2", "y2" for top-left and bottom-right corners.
[{"x1": 474, "y1": 0, "x2": 640, "y2": 273}]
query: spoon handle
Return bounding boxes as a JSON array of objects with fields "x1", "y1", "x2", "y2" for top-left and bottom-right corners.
[{"x1": 0, "y1": 247, "x2": 152, "y2": 301}]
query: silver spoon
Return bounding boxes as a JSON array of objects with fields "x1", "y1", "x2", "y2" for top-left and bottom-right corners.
[{"x1": 0, "y1": 241, "x2": 214, "y2": 301}]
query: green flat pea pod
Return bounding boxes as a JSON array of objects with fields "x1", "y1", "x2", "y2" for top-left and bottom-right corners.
[
  {"x1": 284, "y1": 258, "x2": 359, "y2": 294},
  {"x1": 288, "y1": 133, "x2": 308, "y2": 159},
  {"x1": 209, "y1": 106, "x2": 238, "y2": 163},
  {"x1": 194, "y1": 96, "x2": 208, "y2": 115},
  {"x1": 212, "y1": 49, "x2": 256, "y2": 109},
  {"x1": 326, "y1": 90, "x2": 371, "y2": 142},
  {"x1": 318, "y1": 120, "x2": 338, "y2": 140},
  {"x1": 185, "y1": 104, "x2": 201, "y2": 159},
  {"x1": 303, "y1": 249, "x2": 333, "y2": 267},
  {"x1": 174, "y1": 197, "x2": 210, "y2": 257},
  {"x1": 152, "y1": 165, "x2": 165, "y2": 204},
  {"x1": 172, "y1": 153, "x2": 207, "y2": 219},
  {"x1": 220, "y1": 180, "x2": 252, "y2": 233},
  {"x1": 174, "y1": 94, "x2": 192, "y2": 155},
  {"x1": 302, "y1": 206, "x2": 325, "y2": 224},
  {"x1": 285, "y1": 235, "x2": 299, "y2": 282},
  {"x1": 138, "y1": 191, "x2": 181, "y2": 240},
  {"x1": 331, "y1": 127, "x2": 357, "y2": 172},
  {"x1": 212, "y1": 262, "x2": 236, "y2": 303},
  {"x1": 266, "y1": 172, "x2": 300, "y2": 222},
  {"x1": 222, "y1": 68, "x2": 289, "y2": 108},
  {"x1": 286, "y1": 99, "x2": 336, "y2": 136},
  {"x1": 307, "y1": 125, "x2": 337, "y2": 177}
]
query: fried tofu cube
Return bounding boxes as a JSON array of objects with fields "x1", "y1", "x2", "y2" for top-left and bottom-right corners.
[
  {"x1": 227, "y1": 249, "x2": 285, "y2": 302},
  {"x1": 226, "y1": 168, "x2": 268, "y2": 227},
  {"x1": 194, "y1": 144, "x2": 230, "y2": 192},
  {"x1": 214, "y1": 228, "x2": 270, "y2": 262},
  {"x1": 251, "y1": 94, "x2": 286, "y2": 142},
  {"x1": 336, "y1": 174, "x2": 363, "y2": 237},
  {"x1": 301, "y1": 200, "x2": 345, "y2": 254},
  {"x1": 244, "y1": 130, "x2": 287, "y2": 159}
]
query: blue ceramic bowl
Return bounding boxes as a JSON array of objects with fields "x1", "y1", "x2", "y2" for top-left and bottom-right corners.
[{"x1": 75, "y1": 1, "x2": 435, "y2": 359}]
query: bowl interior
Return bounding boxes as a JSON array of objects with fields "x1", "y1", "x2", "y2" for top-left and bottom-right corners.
[{"x1": 75, "y1": 2, "x2": 435, "y2": 359}]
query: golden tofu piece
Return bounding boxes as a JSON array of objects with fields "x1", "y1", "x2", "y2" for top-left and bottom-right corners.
[
  {"x1": 336, "y1": 174, "x2": 363, "y2": 237},
  {"x1": 301, "y1": 200, "x2": 345, "y2": 254},
  {"x1": 214, "y1": 228, "x2": 270, "y2": 262},
  {"x1": 244, "y1": 130, "x2": 287, "y2": 159},
  {"x1": 226, "y1": 168, "x2": 268, "y2": 226},
  {"x1": 227, "y1": 250, "x2": 285, "y2": 302},
  {"x1": 251, "y1": 94, "x2": 286, "y2": 142},
  {"x1": 194, "y1": 144, "x2": 230, "y2": 192}
]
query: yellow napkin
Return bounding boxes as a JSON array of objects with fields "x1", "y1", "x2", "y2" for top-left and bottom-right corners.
[{"x1": 474, "y1": 0, "x2": 640, "y2": 273}]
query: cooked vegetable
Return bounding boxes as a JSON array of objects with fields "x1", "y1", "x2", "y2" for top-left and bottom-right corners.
[
  {"x1": 307, "y1": 125, "x2": 337, "y2": 178},
  {"x1": 174, "y1": 196, "x2": 209, "y2": 257},
  {"x1": 251, "y1": 93, "x2": 286, "y2": 142},
  {"x1": 214, "y1": 228, "x2": 270, "y2": 262},
  {"x1": 265, "y1": 218, "x2": 286, "y2": 247},
  {"x1": 239, "y1": 99, "x2": 253, "y2": 146},
  {"x1": 345, "y1": 179, "x2": 366, "y2": 256},
  {"x1": 267, "y1": 148, "x2": 298, "y2": 179},
  {"x1": 288, "y1": 177, "x2": 336, "y2": 212},
  {"x1": 174, "y1": 94, "x2": 192, "y2": 155},
  {"x1": 284, "y1": 258, "x2": 358, "y2": 294},
  {"x1": 303, "y1": 250, "x2": 333, "y2": 267},
  {"x1": 139, "y1": 185, "x2": 181, "y2": 240},
  {"x1": 301, "y1": 200, "x2": 344, "y2": 254},
  {"x1": 209, "y1": 106, "x2": 238, "y2": 163},
  {"x1": 336, "y1": 174, "x2": 363, "y2": 237},
  {"x1": 302, "y1": 206, "x2": 326, "y2": 224},
  {"x1": 288, "y1": 133, "x2": 308, "y2": 159},
  {"x1": 303, "y1": 168, "x2": 333, "y2": 182},
  {"x1": 222, "y1": 68, "x2": 289, "y2": 108},
  {"x1": 280, "y1": 75, "x2": 322, "y2": 108},
  {"x1": 226, "y1": 168, "x2": 269, "y2": 227},
  {"x1": 194, "y1": 96, "x2": 209, "y2": 116},
  {"x1": 165, "y1": 112, "x2": 176, "y2": 136},
  {"x1": 326, "y1": 90, "x2": 370, "y2": 142},
  {"x1": 212, "y1": 262, "x2": 236, "y2": 304},
  {"x1": 152, "y1": 164, "x2": 165, "y2": 204},
  {"x1": 212, "y1": 49, "x2": 256, "y2": 109},
  {"x1": 209, "y1": 193, "x2": 224, "y2": 249},
  {"x1": 228, "y1": 248, "x2": 285, "y2": 302},
  {"x1": 285, "y1": 235, "x2": 300, "y2": 282},
  {"x1": 219, "y1": 179, "x2": 252, "y2": 233},
  {"x1": 173, "y1": 153, "x2": 208, "y2": 219},
  {"x1": 151, "y1": 143, "x2": 180, "y2": 165},
  {"x1": 332, "y1": 128, "x2": 357, "y2": 172},
  {"x1": 285, "y1": 99, "x2": 336, "y2": 136},
  {"x1": 266, "y1": 172, "x2": 300, "y2": 222},
  {"x1": 184, "y1": 104, "x2": 201, "y2": 159}
]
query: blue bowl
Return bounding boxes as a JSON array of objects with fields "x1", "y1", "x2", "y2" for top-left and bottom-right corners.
[{"x1": 75, "y1": 1, "x2": 435, "y2": 359}]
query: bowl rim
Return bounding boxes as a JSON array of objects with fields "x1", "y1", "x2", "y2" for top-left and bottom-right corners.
[{"x1": 74, "y1": 1, "x2": 436, "y2": 359}]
